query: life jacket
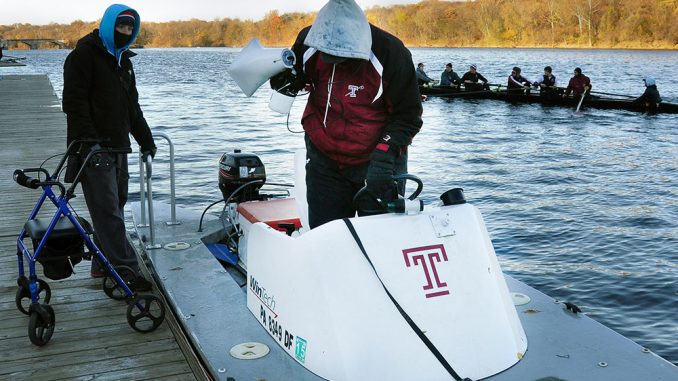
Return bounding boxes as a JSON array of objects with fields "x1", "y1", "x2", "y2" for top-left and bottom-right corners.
[{"x1": 540, "y1": 74, "x2": 556, "y2": 87}]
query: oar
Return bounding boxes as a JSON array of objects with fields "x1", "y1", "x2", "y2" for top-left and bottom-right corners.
[
  {"x1": 575, "y1": 92, "x2": 586, "y2": 112},
  {"x1": 426, "y1": 83, "x2": 532, "y2": 97},
  {"x1": 458, "y1": 81, "x2": 500, "y2": 89},
  {"x1": 424, "y1": 82, "x2": 500, "y2": 97},
  {"x1": 504, "y1": 87, "x2": 531, "y2": 93},
  {"x1": 587, "y1": 90, "x2": 635, "y2": 99},
  {"x1": 556, "y1": 87, "x2": 634, "y2": 99},
  {"x1": 489, "y1": 83, "x2": 533, "y2": 93},
  {"x1": 423, "y1": 89, "x2": 492, "y2": 97}
]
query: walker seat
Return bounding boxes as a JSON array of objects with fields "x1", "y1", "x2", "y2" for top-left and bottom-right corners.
[
  {"x1": 24, "y1": 216, "x2": 93, "y2": 280},
  {"x1": 24, "y1": 216, "x2": 92, "y2": 240}
]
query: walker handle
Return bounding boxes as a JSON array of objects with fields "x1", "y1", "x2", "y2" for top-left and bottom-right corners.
[{"x1": 13, "y1": 169, "x2": 40, "y2": 189}]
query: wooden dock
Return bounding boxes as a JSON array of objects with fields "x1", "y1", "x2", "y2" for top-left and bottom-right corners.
[{"x1": 0, "y1": 75, "x2": 198, "y2": 380}]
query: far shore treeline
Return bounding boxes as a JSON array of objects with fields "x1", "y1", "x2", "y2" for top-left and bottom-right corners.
[{"x1": 1, "y1": 0, "x2": 677, "y2": 49}]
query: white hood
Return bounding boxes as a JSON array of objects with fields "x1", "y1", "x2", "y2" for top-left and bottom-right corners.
[{"x1": 304, "y1": 0, "x2": 372, "y2": 60}]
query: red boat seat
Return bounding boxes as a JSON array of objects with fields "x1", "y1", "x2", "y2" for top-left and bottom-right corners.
[{"x1": 237, "y1": 198, "x2": 303, "y2": 233}]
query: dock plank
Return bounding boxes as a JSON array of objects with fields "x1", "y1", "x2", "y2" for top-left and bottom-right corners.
[
  {"x1": 2, "y1": 349, "x2": 187, "y2": 381},
  {"x1": 0, "y1": 75, "x2": 199, "y2": 381},
  {"x1": 1, "y1": 338, "x2": 180, "y2": 375},
  {"x1": 64, "y1": 362, "x2": 195, "y2": 381}
]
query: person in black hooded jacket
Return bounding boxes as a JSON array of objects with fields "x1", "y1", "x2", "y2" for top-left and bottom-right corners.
[
  {"x1": 634, "y1": 77, "x2": 662, "y2": 111},
  {"x1": 62, "y1": 4, "x2": 155, "y2": 290}
]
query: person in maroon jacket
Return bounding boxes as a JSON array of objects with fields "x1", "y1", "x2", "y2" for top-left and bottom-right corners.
[
  {"x1": 289, "y1": 0, "x2": 423, "y2": 229},
  {"x1": 563, "y1": 67, "x2": 592, "y2": 100}
]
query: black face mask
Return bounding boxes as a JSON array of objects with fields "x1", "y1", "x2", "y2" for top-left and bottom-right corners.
[{"x1": 114, "y1": 30, "x2": 133, "y2": 48}]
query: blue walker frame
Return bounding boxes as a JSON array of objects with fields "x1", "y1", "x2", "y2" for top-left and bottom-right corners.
[
  {"x1": 15, "y1": 141, "x2": 136, "y2": 301},
  {"x1": 13, "y1": 140, "x2": 147, "y2": 345}
]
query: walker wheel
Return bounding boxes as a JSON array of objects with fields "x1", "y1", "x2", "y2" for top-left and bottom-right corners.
[
  {"x1": 28, "y1": 304, "x2": 55, "y2": 346},
  {"x1": 126, "y1": 294, "x2": 165, "y2": 333},
  {"x1": 102, "y1": 265, "x2": 137, "y2": 300},
  {"x1": 15, "y1": 279, "x2": 51, "y2": 315}
]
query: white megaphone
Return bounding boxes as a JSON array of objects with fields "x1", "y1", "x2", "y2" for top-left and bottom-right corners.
[{"x1": 228, "y1": 38, "x2": 298, "y2": 114}]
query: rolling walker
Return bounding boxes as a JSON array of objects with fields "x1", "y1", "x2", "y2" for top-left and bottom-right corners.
[{"x1": 12, "y1": 140, "x2": 165, "y2": 346}]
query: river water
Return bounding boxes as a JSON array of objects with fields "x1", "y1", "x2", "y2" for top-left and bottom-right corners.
[{"x1": 3, "y1": 47, "x2": 676, "y2": 364}]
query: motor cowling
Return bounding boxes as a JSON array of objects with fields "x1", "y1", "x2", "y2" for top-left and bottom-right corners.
[{"x1": 219, "y1": 150, "x2": 266, "y2": 203}]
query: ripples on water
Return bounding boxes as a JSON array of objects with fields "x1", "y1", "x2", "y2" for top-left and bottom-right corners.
[{"x1": 4, "y1": 47, "x2": 676, "y2": 364}]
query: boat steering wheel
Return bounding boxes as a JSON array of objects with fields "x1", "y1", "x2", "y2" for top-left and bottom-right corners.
[{"x1": 353, "y1": 174, "x2": 423, "y2": 214}]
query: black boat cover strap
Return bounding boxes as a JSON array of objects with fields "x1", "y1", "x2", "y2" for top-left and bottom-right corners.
[{"x1": 343, "y1": 218, "x2": 471, "y2": 381}]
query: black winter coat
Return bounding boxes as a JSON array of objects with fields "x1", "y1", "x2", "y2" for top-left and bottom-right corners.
[
  {"x1": 63, "y1": 30, "x2": 155, "y2": 152},
  {"x1": 635, "y1": 85, "x2": 662, "y2": 105}
]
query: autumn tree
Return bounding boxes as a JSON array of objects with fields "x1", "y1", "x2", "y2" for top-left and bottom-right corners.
[{"x1": 1, "y1": 0, "x2": 676, "y2": 49}]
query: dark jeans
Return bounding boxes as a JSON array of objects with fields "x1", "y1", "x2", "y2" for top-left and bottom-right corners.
[
  {"x1": 305, "y1": 142, "x2": 407, "y2": 229},
  {"x1": 80, "y1": 153, "x2": 138, "y2": 271}
]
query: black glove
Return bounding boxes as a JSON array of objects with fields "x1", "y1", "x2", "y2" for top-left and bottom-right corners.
[
  {"x1": 270, "y1": 69, "x2": 307, "y2": 95},
  {"x1": 365, "y1": 147, "x2": 398, "y2": 204},
  {"x1": 142, "y1": 147, "x2": 156, "y2": 163}
]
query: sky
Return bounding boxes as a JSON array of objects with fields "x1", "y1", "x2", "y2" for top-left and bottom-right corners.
[{"x1": 1, "y1": 0, "x2": 422, "y2": 25}]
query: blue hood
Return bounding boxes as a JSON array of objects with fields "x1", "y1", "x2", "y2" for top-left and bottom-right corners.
[{"x1": 99, "y1": 4, "x2": 140, "y2": 65}]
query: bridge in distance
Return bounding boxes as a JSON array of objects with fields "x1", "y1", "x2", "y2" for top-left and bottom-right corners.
[{"x1": 1, "y1": 39, "x2": 66, "y2": 49}]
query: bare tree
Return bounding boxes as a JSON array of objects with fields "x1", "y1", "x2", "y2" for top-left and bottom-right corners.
[
  {"x1": 573, "y1": 0, "x2": 600, "y2": 47},
  {"x1": 546, "y1": 0, "x2": 562, "y2": 46},
  {"x1": 585, "y1": 0, "x2": 601, "y2": 47},
  {"x1": 477, "y1": 0, "x2": 502, "y2": 43}
]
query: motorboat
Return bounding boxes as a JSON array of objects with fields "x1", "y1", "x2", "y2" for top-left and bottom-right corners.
[{"x1": 128, "y1": 148, "x2": 678, "y2": 380}]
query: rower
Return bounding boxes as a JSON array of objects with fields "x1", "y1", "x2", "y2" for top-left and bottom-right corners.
[
  {"x1": 461, "y1": 64, "x2": 490, "y2": 91},
  {"x1": 507, "y1": 66, "x2": 531, "y2": 95},
  {"x1": 533, "y1": 66, "x2": 559, "y2": 99},
  {"x1": 440, "y1": 63, "x2": 460, "y2": 88},
  {"x1": 634, "y1": 77, "x2": 662, "y2": 111},
  {"x1": 562, "y1": 67, "x2": 591, "y2": 102},
  {"x1": 416, "y1": 62, "x2": 435, "y2": 86}
]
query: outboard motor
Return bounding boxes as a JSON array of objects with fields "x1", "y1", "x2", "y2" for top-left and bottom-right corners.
[{"x1": 218, "y1": 150, "x2": 266, "y2": 203}]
